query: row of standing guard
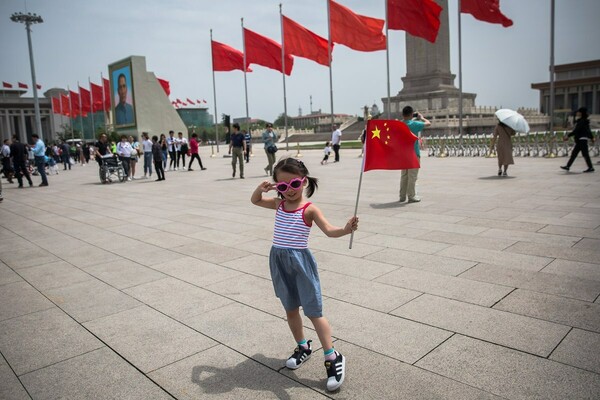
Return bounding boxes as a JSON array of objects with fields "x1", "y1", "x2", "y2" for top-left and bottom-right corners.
[{"x1": 424, "y1": 130, "x2": 600, "y2": 158}]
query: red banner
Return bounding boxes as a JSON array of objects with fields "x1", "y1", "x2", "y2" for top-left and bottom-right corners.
[
  {"x1": 79, "y1": 86, "x2": 91, "y2": 116},
  {"x1": 69, "y1": 90, "x2": 80, "y2": 118},
  {"x1": 61, "y1": 94, "x2": 71, "y2": 117},
  {"x1": 387, "y1": 0, "x2": 442, "y2": 43},
  {"x1": 18, "y1": 82, "x2": 28, "y2": 89},
  {"x1": 330, "y1": 0, "x2": 386, "y2": 52},
  {"x1": 3, "y1": 82, "x2": 13, "y2": 88},
  {"x1": 211, "y1": 40, "x2": 252, "y2": 72},
  {"x1": 461, "y1": 0, "x2": 513, "y2": 27},
  {"x1": 364, "y1": 120, "x2": 420, "y2": 171},
  {"x1": 157, "y1": 78, "x2": 170, "y2": 96},
  {"x1": 103, "y1": 78, "x2": 110, "y2": 112},
  {"x1": 244, "y1": 28, "x2": 293, "y2": 75},
  {"x1": 90, "y1": 82, "x2": 104, "y2": 112},
  {"x1": 52, "y1": 97, "x2": 61, "y2": 115},
  {"x1": 283, "y1": 15, "x2": 331, "y2": 66}
]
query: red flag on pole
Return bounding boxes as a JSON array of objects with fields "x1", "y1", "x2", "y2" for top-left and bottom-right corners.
[
  {"x1": 69, "y1": 90, "x2": 80, "y2": 118},
  {"x1": 364, "y1": 120, "x2": 420, "y2": 171},
  {"x1": 18, "y1": 82, "x2": 28, "y2": 89},
  {"x1": 329, "y1": 0, "x2": 386, "y2": 52},
  {"x1": 157, "y1": 78, "x2": 170, "y2": 96},
  {"x1": 461, "y1": 0, "x2": 513, "y2": 27},
  {"x1": 36, "y1": 84, "x2": 42, "y2": 90},
  {"x1": 202, "y1": 99, "x2": 207, "y2": 104},
  {"x1": 52, "y1": 97, "x2": 61, "y2": 115},
  {"x1": 103, "y1": 78, "x2": 110, "y2": 112},
  {"x1": 61, "y1": 94, "x2": 71, "y2": 117},
  {"x1": 2, "y1": 82, "x2": 12, "y2": 88},
  {"x1": 79, "y1": 86, "x2": 91, "y2": 116},
  {"x1": 186, "y1": 98, "x2": 195, "y2": 105},
  {"x1": 243, "y1": 28, "x2": 294, "y2": 75},
  {"x1": 283, "y1": 15, "x2": 332, "y2": 66},
  {"x1": 387, "y1": 0, "x2": 442, "y2": 43},
  {"x1": 211, "y1": 40, "x2": 252, "y2": 72},
  {"x1": 90, "y1": 82, "x2": 104, "y2": 112}
]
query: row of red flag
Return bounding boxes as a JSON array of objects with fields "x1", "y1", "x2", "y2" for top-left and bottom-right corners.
[
  {"x1": 3, "y1": 81, "x2": 42, "y2": 90},
  {"x1": 171, "y1": 98, "x2": 208, "y2": 108},
  {"x1": 212, "y1": 0, "x2": 512, "y2": 74}
]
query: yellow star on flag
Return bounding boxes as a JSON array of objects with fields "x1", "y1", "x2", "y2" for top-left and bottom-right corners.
[{"x1": 371, "y1": 126, "x2": 381, "y2": 139}]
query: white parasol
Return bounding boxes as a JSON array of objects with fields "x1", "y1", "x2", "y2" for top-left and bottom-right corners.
[{"x1": 495, "y1": 109, "x2": 530, "y2": 133}]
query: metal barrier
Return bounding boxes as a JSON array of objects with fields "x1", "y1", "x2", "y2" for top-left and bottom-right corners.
[{"x1": 423, "y1": 130, "x2": 599, "y2": 158}]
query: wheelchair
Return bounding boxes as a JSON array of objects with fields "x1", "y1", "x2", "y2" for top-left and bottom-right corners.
[{"x1": 98, "y1": 155, "x2": 126, "y2": 184}]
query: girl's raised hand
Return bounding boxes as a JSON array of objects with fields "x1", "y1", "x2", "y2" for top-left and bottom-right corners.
[{"x1": 258, "y1": 181, "x2": 275, "y2": 193}]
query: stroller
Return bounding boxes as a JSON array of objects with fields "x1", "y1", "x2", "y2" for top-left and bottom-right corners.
[{"x1": 99, "y1": 155, "x2": 126, "y2": 183}]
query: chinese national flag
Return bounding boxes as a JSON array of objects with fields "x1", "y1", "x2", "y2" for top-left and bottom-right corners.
[
  {"x1": 52, "y1": 97, "x2": 61, "y2": 114},
  {"x1": 283, "y1": 15, "x2": 332, "y2": 66},
  {"x1": 186, "y1": 98, "x2": 195, "y2": 105},
  {"x1": 2, "y1": 82, "x2": 13, "y2": 88},
  {"x1": 69, "y1": 90, "x2": 80, "y2": 117},
  {"x1": 90, "y1": 82, "x2": 104, "y2": 112},
  {"x1": 244, "y1": 28, "x2": 294, "y2": 75},
  {"x1": 461, "y1": 0, "x2": 513, "y2": 27},
  {"x1": 364, "y1": 120, "x2": 420, "y2": 171},
  {"x1": 211, "y1": 40, "x2": 251, "y2": 72},
  {"x1": 329, "y1": 0, "x2": 386, "y2": 52},
  {"x1": 79, "y1": 86, "x2": 91, "y2": 116},
  {"x1": 18, "y1": 82, "x2": 28, "y2": 89},
  {"x1": 387, "y1": 0, "x2": 442, "y2": 43},
  {"x1": 157, "y1": 78, "x2": 170, "y2": 96},
  {"x1": 103, "y1": 78, "x2": 110, "y2": 112},
  {"x1": 61, "y1": 94, "x2": 71, "y2": 117}
]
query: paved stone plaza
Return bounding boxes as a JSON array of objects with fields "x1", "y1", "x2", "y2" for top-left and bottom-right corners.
[{"x1": 1, "y1": 149, "x2": 599, "y2": 399}]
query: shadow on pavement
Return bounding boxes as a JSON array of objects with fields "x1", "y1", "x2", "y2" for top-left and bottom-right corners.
[
  {"x1": 370, "y1": 201, "x2": 406, "y2": 209},
  {"x1": 478, "y1": 175, "x2": 516, "y2": 180}
]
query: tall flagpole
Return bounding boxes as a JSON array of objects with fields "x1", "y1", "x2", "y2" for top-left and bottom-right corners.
[
  {"x1": 77, "y1": 81, "x2": 84, "y2": 139},
  {"x1": 209, "y1": 29, "x2": 220, "y2": 153},
  {"x1": 327, "y1": 0, "x2": 335, "y2": 129},
  {"x1": 88, "y1": 77, "x2": 95, "y2": 140},
  {"x1": 241, "y1": 18, "x2": 250, "y2": 133},
  {"x1": 280, "y1": 4, "x2": 289, "y2": 151},
  {"x1": 458, "y1": 0, "x2": 463, "y2": 138},
  {"x1": 100, "y1": 72, "x2": 107, "y2": 135},
  {"x1": 385, "y1": 0, "x2": 391, "y2": 119},
  {"x1": 67, "y1": 85, "x2": 74, "y2": 144},
  {"x1": 549, "y1": 0, "x2": 555, "y2": 136}
]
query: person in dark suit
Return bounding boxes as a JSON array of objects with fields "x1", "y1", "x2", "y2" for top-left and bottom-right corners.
[{"x1": 115, "y1": 73, "x2": 134, "y2": 125}]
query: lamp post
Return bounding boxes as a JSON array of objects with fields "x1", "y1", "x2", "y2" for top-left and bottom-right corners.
[{"x1": 10, "y1": 12, "x2": 44, "y2": 140}]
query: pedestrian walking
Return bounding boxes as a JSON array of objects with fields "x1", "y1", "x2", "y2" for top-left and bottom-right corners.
[
  {"x1": 129, "y1": 135, "x2": 140, "y2": 179},
  {"x1": 250, "y1": 157, "x2": 358, "y2": 392},
  {"x1": 152, "y1": 135, "x2": 165, "y2": 181},
  {"x1": 167, "y1": 130, "x2": 177, "y2": 171},
  {"x1": 331, "y1": 125, "x2": 342, "y2": 162},
  {"x1": 10, "y1": 136, "x2": 32, "y2": 188},
  {"x1": 30, "y1": 134, "x2": 49, "y2": 187},
  {"x1": 320, "y1": 141, "x2": 332, "y2": 165},
  {"x1": 244, "y1": 129, "x2": 252, "y2": 163},
  {"x1": 399, "y1": 106, "x2": 430, "y2": 203},
  {"x1": 188, "y1": 133, "x2": 206, "y2": 171},
  {"x1": 262, "y1": 123, "x2": 278, "y2": 176},
  {"x1": 1, "y1": 139, "x2": 14, "y2": 183},
  {"x1": 141, "y1": 132, "x2": 153, "y2": 179},
  {"x1": 490, "y1": 121, "x2": 516, "y2": 176},
  {"x1": 177, "y1": 132, "x2": 188, "y2": 169},
  {"x1": 116, "y1": 135, "x2": 133, "y2": 180},
  {"x1": 229, "y1": 123, "x2": 246, "y2": 179},
  {"x1": 561, "y1": 107, "x2": 595, "y2": 173},
  {"x1": 160, "y1": 134, "x2": 168, "y2": 169}
]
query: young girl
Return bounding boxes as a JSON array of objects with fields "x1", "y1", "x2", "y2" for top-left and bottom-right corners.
[
  {"x1": 321, "y1": 141, "x2": 332, "y2": 165},
  {"x1": 251, "y1": 157, "x2": 358, "y2": 392}
]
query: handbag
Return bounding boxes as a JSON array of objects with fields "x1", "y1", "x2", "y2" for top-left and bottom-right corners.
[{"x1": 267, "y1": 144, "x2": 278, "y2": 154}]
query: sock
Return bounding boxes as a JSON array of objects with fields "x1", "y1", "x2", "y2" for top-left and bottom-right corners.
[
  {"x1": 297, "y1": 339, "x2": 309, "y2": 349},
  {"x1": 324, "y1": 348, "x2": 336, "y2": 361}
]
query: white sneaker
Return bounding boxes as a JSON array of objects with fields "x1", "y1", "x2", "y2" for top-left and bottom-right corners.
[
  {"x1": 127, "y1": 177, "x2": 132, "y2": 181},
  {"x1": 175, "y1": 168, "x2": 178, "y2": 171}
]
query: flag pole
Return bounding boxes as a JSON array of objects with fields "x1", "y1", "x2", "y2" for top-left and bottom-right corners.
[
  {"x1": 67, "y1": 85, "x2": 74, "y2": 144},
  {"x1": 385, "y1": 0, "x2": 391, "y2": 119},
  {"x1": 549, "y1": 0, "x2": 555, "y2": 137},
  {"x1": 280, "y1": 4, "x2": 289, "y2": 151},
  {"x1": 100, "y1": 72, "x2": 107, "y2": 136},
  {"x1": 327, "y1": 0, "x2": 335, "y2": 129},
  {"x1": 88, "y1": 77, "x2": 95, "y2": 141},
  {"x1": 458, "y1": 0, "x2": 463, "y2": 139},
  {"x1": 349, "y1": 104, "x2": 369, "y2": 249},
  {"x1": 77, "y1": 81, "x2": 84, "y2": 140},
  {"x1": 241, "y1": 18, "x2": 250, "y2": 133},
  {"x1": 210, "y1": 29, "x2": 220, "y2": 153}
]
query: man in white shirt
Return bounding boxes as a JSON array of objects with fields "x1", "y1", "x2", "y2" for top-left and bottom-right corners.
[
  {"x1": 166, "y1": 130, "x2": 177, "y2": 171},
  {"x1": 141, "y1": 132, "x2": 153, "y2": 179},
  {"x1": 116, "y1": 135, "x2": 133, "y2": 180},
  {"x1": 1, "y1": 139, "x2": 13, "y2": 183},
  {"x1": 331, "y1": 125, "x2": 342, "y2": 162}
]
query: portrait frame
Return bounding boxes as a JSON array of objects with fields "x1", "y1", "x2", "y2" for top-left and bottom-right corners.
[{"x1": 109, "y1": 58, "x2": 137, "y2": 128}]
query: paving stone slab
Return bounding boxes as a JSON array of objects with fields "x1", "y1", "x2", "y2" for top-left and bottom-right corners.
[
  {"x1": 58, "y1": 245, "x2": 123, "y2": 269},
  {"x1": 313, "y1": 251, "x2": 399, "y2": 280},
  {"x1": 480, "y1": 227, "x2": 580, "y2": 247},
  {"x1": 512, "y1": 214, "x2": 600, "y2": 229},
  {"x1": 416, "y1": 334, "x2": 600, "y2": 400},
  {"x1": 173, "y1": 241, "x2": 250, "y2": 264},
  {"x1": 83, "y1": 306, "x2": 217, "y2": 373},
  {"x1": 494, "y1": 289, "x2": 600, "y2": 332},
  {"x1": 319, "y1": 270, "x2": 421, "y2": 313},
  {"x1": 357, "y1": 234, "x2": 451, "y2": 254},
  {"x1": 44, "y1": 279, "x2": 141, "y2": 323},
  {"x1": 0, "y1": 356, "x2": 30, "y2": 400},
  {"x1": 320, "y1": 299, "x2": 451, "y2": 364},
  {"x1": 83, "y1": 258, "x2": 166, "y2": 289},
  {"x1": 365, "y1": 248, "x2": 477, "y2": 276},
  {"x1": 574, "y1": 238, "x2": 600, "y2": 251},
  {"x1": 20, "y1": 347, "x2": 172, "y2": 400},
  {"x1": 281, "y1": 340, "x2": 503, "y2": 400},
  {"x1": 124, "y1": 277, "x2": 234, "y2": 321},
  {"x1": 405, "y1": 220, "x2": 488, "y2": 235},
  {"x1": 0, "y1": 308, "x2": 103, "y2": 376},
  {"x1": 0, "y1": 247, "x2": 60, "y2": 270},
  {"x1": 186, "y1": 302, "x2": 312, "y2": 370},
  {"x1": 415, "y1": 230, "x2": 517, "y2": 250},
  {"x1": 151, "y1": 256, "x2": 243, "y2": 288},
  {"x1": 457, "y1": 217, "x2": 547, "y2": 232},
  {"x1": 0, "y1": 281, "x2": 54, "y2": 322},
  {"x1": 507, "y1": 241, "x2": 600, "y2": 265},
  {"x1": 392, "y1": 294, "x2": 569, "y2": 357},
  {"x1": 17, "y1": 261, "x2": 93, "y2": 291},
  {"x1": 541, "y1": 259, "x2": 600, "y2": 282},
  {"x1": 0, "y1": 262, "x2": 23, "y2": 286},
  {"x1": 538, "y1": 224, "x2": 600, "y2": 239},
  {"x1": 437, "y1": 245, "x2": 553, "y2": 272},
  {"x1": 460, "y1": 263, "x2": 600, "y2": 302},
  {"x1": 550, "y1": 328, "x2": 600, "y2": 374},
  {"x1": 149, "y1": 344, "x2": 324, "y2": 399},
  {"x1": 220, "y1": 253, "x2": 272, "y2": 279},
  {"x1": 374, "y1": 267, "x2": 513, "y2": 306},
  {"x1": 309, "y1": 235, "x2": 384, "y2": 258}
]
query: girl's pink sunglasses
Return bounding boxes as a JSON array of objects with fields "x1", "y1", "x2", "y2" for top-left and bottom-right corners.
[{"x1": 275, "y1": 177, "x2": 306, "y2": 193}]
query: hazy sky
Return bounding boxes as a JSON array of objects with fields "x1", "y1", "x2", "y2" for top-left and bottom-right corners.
[{"x1": 2, "y1": 0, "x2": 599, "y2": 123}]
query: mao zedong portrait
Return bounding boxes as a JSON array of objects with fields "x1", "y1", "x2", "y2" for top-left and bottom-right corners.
[{"x1": 115, "y1": 73, "x2": 134, "y2": 125}]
